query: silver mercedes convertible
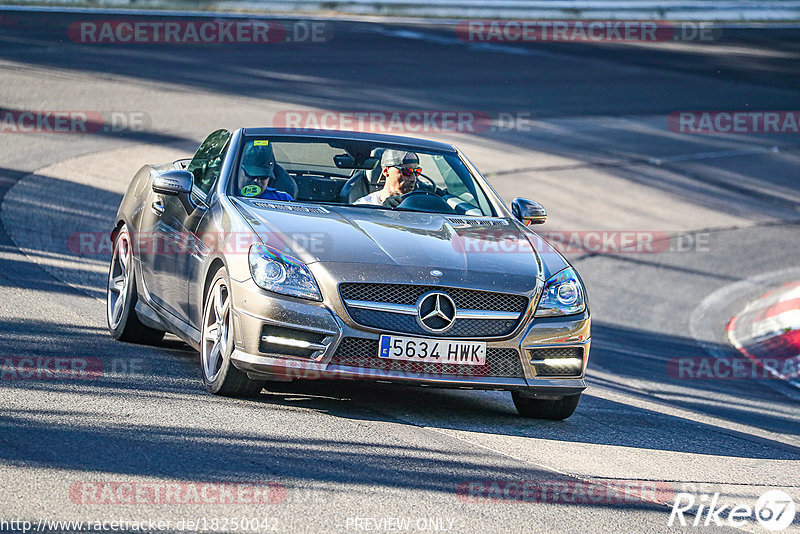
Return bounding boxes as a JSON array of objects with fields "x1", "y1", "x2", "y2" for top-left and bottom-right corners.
[{"x1": 107, "y1": 129, "x2": 590, "y2": 419}]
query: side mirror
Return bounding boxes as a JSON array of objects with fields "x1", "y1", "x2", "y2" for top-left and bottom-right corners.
[
  {"x1": 152, "y1": 170, "x2": 193, "y2": 196},
  {"x1": 511, "y1": 198, "x2": 546, "y2": 225}
]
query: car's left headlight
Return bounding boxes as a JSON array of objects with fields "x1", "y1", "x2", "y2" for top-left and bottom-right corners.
[
  {"x1": 534, "y1": 267, "x2": 586, "y2": 317},
  {"x1": 248, "y1": 243, "x2": 322, "y2": 301}
]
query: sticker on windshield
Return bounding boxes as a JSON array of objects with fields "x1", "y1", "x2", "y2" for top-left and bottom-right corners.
[
  {"x1": 241, "y1": 185, "x2": 262, "y2": 197},
  {"x1": 253, "y1": 140, "x2": 270, "y2": 146}
]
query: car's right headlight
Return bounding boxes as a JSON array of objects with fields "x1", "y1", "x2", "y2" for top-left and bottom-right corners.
[
  {"x1": 534, "y1": 267, "x2": 586, "y2": 317},
  {"x1": 248, "y1": 243, "x2": 322, "y2": 301}
]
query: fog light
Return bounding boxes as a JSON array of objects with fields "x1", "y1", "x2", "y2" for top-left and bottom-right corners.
[{"x1": 539, "y1": 358, "x2": 582, "y2": 367}]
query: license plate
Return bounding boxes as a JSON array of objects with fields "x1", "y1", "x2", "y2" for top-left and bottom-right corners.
[{"x1": 378, "y1": 335, "x2": 487, "y2": 366}]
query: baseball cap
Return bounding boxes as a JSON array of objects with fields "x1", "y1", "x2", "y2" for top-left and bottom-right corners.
[
  {"x1": 242, "y1": 143, "x2": 276, "y2": 178},
  {"x1": 381, "y1": 150, "x2": 419, "y2": 168}
]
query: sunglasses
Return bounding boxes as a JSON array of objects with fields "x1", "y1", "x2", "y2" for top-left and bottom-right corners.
[{"x1": 395, "y1": 166, "x2": 422, "y2": 177}]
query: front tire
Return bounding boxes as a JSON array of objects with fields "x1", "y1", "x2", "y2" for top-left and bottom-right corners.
[
  {"x1": 106, "y1": 225, "x2": 165, "y2": 345},
  {"x1": 200, "y1": 268, "x2": 264, "y2": 397},
  {"x1": 512, "y1": 392, "x2": 581, "y2": 420}
]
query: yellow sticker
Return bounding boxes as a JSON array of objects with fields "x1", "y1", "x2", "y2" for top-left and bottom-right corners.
[
  {"x1": 253, "y1": 140, "x2": 270, "y2": 146},
  {"x1": 241, "y1": 184, "x2": 262, "y2": 197}
]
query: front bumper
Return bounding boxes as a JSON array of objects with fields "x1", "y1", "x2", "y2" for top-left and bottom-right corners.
[{"x1": 228, "y1": 277, "x2": 589, "y2": 396}]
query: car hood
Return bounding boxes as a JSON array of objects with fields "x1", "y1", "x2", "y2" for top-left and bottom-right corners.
[{"x1": 232, "y1": 198, "x2": 568, "y2": 280}]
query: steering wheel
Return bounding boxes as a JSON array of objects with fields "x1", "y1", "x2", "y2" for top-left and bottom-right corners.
[
  {"x1": 396, "y1": 190, "x2": 456, "y2": 213},
  {"x1": 417, "y1": 173, "x2": 437, "y2": 190},
  {"x1": 401, "y1": 190, "x2": 441, "y2": 201}
]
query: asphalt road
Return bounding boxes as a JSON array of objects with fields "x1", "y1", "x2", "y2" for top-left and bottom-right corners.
[{"x1": 0, "y1": 10, "x2": 799, "y2": 533}]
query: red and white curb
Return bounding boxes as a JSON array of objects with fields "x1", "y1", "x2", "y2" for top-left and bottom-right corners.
[{"x1": 727, "y1": 281, "x2": 800, "y2": 389}]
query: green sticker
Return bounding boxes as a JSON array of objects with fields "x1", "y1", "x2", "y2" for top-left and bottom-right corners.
[
  {"x1": 253, "y1": 140, "x2": 270, "y2": 146},
  {"x1": 241, "y1": 184, "x2": 262, "y2": 197}
]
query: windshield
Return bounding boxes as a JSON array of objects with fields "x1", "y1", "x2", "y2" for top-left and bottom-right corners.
[{"x1": 230, "y1": 138, "x2": 496, "y2": 216}]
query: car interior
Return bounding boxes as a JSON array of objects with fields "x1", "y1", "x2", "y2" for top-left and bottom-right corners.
[{"x1": 233, "y1": 140, "x2": 487, "y2": 216}]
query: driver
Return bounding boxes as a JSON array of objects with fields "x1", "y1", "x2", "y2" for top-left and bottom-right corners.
[
  {"x1": 354, "y1": 150, "x2": 420, "y2": 207},
  {"x1": 240, "y1": 142, "x2": 294, "y2": 201}
]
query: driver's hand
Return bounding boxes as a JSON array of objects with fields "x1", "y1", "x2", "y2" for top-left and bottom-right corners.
[{"x1": 382, "y1": 194, "x2": 403, "y2": 208}]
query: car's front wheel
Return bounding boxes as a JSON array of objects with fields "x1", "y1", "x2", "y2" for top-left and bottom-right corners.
[
  {"x1": 511, "y1": 392, "x2": 581, "y2": 420},
  {"x1": 106, "y1": 224, "x2": 165, "y2": 345},
  {"x1": 201, "y1": 268, "x2": 264, "y2": 397}
]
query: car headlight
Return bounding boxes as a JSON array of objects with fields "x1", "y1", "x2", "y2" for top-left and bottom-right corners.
[
  {"x1": 248, "y1": 243, "x2": 322, "y2": 301},
  {"x1": 535, "y1": 267, "x2": 586, "y2": 317}
]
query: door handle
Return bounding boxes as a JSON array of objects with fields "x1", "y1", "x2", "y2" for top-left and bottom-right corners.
[{"x1": 151, "y1": 198, "x2": 165, "y2": 216}]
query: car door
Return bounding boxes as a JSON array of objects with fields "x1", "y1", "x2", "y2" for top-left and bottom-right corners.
[{"x1": 138, "y1": 129, "x2": 231, "y2": 325}]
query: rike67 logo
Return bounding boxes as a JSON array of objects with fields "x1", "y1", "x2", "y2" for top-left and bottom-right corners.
[{"x1": 669, "y1": 490, "x2": 796, "y2": 531}]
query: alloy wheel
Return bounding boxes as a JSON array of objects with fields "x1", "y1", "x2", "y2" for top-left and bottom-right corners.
[
  {"x1": 107, "y1": 231, "x2": 131, "y2": 329},
  {"x1": 202, "y1": 278, "x2": 231, "y2": 383}
]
